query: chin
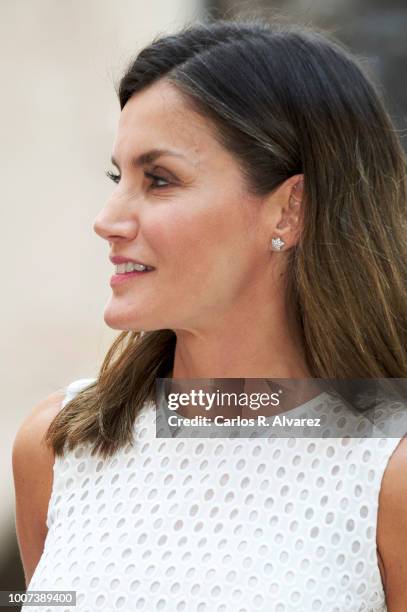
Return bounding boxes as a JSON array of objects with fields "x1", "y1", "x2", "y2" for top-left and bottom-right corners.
[
  {"x1": 103, "y1": 308, "x2": 164, "y2": 333},
  {"x1": 103, "y1": 308, "x2": 142, "y2": 332}
]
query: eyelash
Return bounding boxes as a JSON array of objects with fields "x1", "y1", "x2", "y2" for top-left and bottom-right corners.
[{"x1": 105, "y1": 170, "x2": 170, "y2": 189}]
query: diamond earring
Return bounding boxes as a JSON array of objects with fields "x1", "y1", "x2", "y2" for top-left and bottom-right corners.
[{"x1": 271, "y1": 237, "x2": 285, "y2": 251}]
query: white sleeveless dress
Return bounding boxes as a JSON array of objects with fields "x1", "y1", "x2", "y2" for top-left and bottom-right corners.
[{"x1": 23, "y1": 377, "x2": 407, "y2": 612}]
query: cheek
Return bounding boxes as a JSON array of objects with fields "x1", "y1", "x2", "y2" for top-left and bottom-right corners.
[{"x1": 144, "y1": 201, "x2": 255, "y2": 289}]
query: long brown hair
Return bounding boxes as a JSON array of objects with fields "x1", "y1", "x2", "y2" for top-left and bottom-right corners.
[{"x1": 45, "y1": 18, "x2": 407, "y2": 459}]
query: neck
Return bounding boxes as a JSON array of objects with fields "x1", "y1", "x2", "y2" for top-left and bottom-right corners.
[
  {"x1": 167, "y1": 326, "x2": 317, "y2": 420},
  {"x1": 165, "y1": 300, "x2": 320, "y2": 419},
  {"x1": 171, "y1": 315, "x2": 311, "y2": 380}
]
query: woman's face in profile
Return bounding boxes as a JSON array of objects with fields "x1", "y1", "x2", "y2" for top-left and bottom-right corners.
[{"x1": 93, "y1": 79, "x2": 276, "y2": 333}]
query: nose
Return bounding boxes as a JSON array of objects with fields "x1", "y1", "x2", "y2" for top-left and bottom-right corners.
[{"x1": 93, "y1": 193, "x2": 139, "y2": 243}]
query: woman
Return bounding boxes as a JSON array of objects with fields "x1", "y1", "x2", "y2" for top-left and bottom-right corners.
[{"x1": 13, "y1": 17, "x2": 407, "y2": 611}]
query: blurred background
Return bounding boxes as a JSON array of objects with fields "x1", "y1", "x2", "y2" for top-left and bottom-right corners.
[{"x1": 1, "y1": 0, "x2": 406, "y2": 607}]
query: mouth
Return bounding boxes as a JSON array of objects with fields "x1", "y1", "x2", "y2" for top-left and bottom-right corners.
[
  {"x1": 114, "y1": 262, "x2": 155, "y2": 273},
  {"x1": 110, "y1": 267, "x2": 155, "y2": 286}
]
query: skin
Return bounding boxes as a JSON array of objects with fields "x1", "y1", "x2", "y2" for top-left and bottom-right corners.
[
  {"x1": 376, "y1": 436, "x2": 407, "y2": 610},
  {"x1": 93, "y1": 79, "x2": 310, "y2": 385}
]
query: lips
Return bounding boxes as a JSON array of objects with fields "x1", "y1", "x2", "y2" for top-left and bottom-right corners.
[
  {"x1": 110, "y1": 267, "x2": 154, "y2": 286},
  {"x1": 109, "y1": 255, "x2": 155, "y2": 268}
]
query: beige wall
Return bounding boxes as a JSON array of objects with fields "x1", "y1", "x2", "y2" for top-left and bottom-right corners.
[{"x1": 1, "y1": 0, "x2": 203, "y2": 552}]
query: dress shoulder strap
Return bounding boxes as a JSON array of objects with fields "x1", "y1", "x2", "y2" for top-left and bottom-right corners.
[{"x1": 59, "y1": 377, "x2": 97, "y2": 411}]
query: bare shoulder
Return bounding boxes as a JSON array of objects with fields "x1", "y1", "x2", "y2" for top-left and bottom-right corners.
[
  {"x1": 12, "y1": 389, "x2": 66, "y2": 469},
  {"x1": 12, "y1": 389, "x2": 66, "y2": 587},
  {"x1": 376, "y1": 435, "x2": 407, "y2": 610}
]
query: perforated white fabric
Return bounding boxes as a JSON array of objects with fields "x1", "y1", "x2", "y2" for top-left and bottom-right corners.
[{"x1": 23, "y1": 377, "x2": 406, "y2": 612}]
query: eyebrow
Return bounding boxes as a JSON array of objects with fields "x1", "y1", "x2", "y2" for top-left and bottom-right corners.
[{"x1": 111, "y1": 148, "x2": 189, "y2": 169}]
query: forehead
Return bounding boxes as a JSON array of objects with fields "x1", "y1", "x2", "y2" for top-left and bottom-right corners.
[{"x1": 114, "y1": 80, "x2": 217, "y2": 159}]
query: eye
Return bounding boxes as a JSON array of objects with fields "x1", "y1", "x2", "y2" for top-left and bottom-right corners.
[
  {"x1": 144, "y1": 173, "x2": 170, "y2": 189},
  {"x1": 105, "y1": 170, "x2": 170, "y2": 189},
  {"x1": 105, "y1": 169, "x2": 120, "y2": 184}
]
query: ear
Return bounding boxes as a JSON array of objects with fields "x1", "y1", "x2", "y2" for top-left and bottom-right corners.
[{"x1": 269, "y1": 174, "x2": 304, "y2": 251}]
